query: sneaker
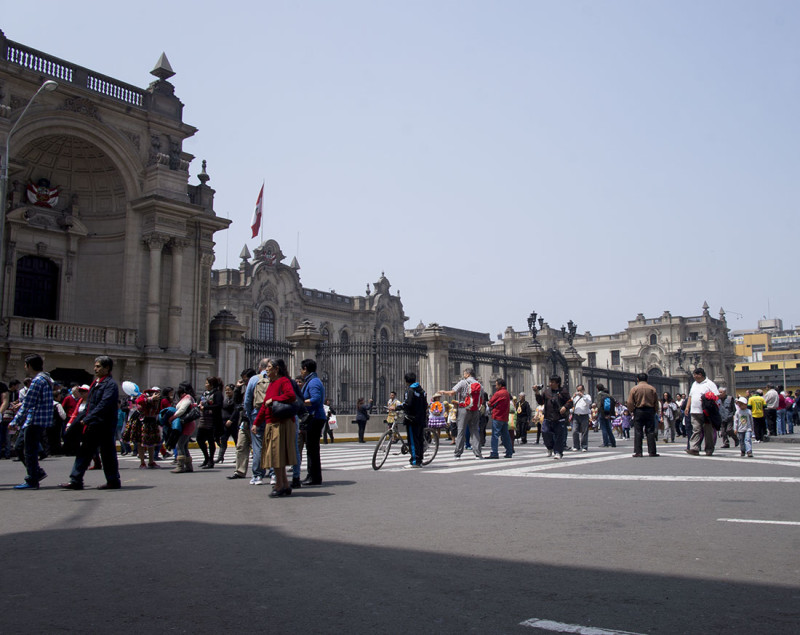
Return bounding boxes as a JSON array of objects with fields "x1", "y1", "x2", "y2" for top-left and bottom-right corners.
[
  {"x1": 747, "y1": 452, "x2": 753, "y2": 457},
  {"x1": 582, "y1": 448, "x2": 588, "y2": 452},
  {"x1": 269, "y1": 475, "x2": 277, "y2": 485},
  {"x1": 14, "y1": 481, "x2": 39, "y2": 490},
  {"x1": 546, "y1": 450, "x2": 553, "y2": 457},
  {"x1": 403, "y1": 464, "x2": 422, "y2": 469},
  {"x1": 571, "y1": 448, "x2": 580, "y2": 452},
  {"x1": 454, "y1": 455, "x2": 461, "y2": 460},
  {"x1": 250, "y1": 476, "x2": 263, "y2": 485},
  {"x1": 553, "y1": 454, "x2": 562, "y2": 460}
]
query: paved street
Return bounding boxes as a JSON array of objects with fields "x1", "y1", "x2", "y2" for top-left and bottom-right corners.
[{"x1": 2, "y1": 435, "x2": 799, "y2": 634}]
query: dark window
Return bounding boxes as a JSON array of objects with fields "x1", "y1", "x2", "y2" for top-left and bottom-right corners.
[
  {"x1": 379, "y1": 328, "x2": 389, "y2": 343},
  {"x1": 611, "y1": 350, "x2": 620, "y2": 366},
  {"x1": 587, "y1": 352, "x2": 597, "y2": 368},
  {"x1": 14, "y1": 256, "x2": 59, "y2": 320},
  {"x1": 258, "y1": 307, "x2": 275, "y2": 340},
  {"x1": 340, "y1": 330, "x2": 349, "y2": 349},
  {"x1": 688, "y1": 332, "x2": 699, "y2": 341},
  {"x1": 741, "y1": 366, "x2": 749, "y2": 371},
  {"x1": 649, "y1": 334, "x2": 657, "y2": 345},
  {"x1": 770, "y1": 364, "x2": 778, "y2": 370}
]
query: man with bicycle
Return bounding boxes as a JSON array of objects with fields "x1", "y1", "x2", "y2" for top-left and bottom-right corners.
[{"x1": 401, "y1": 372, "x2": 428, "y2": 469}]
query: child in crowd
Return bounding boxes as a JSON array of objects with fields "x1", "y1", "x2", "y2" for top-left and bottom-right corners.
[
  {"x1": 620, "y1": 408, "x2": 632, "y2": 439},
  {"x1": 734, "y1": 396, "x2": 754, "y2": 458}
]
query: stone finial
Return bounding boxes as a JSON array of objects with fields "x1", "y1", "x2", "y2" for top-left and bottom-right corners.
[
  {"x1": 198, "y1": 159, "x2": 210, "y2": 185},
  {"x1": 151, "y1": 52, "x2": 176, "y2": 81},
  {"x1": 290, "y1": 256, "x2": 300, "y2": 270},
  {"x1": 239, "y1": 245, "x2": 251, "y2": 261}
]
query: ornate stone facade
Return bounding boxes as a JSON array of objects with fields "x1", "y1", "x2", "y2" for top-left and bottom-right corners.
[{"x1": 0, "y1": 30, "x2": 228, "y2": 387}]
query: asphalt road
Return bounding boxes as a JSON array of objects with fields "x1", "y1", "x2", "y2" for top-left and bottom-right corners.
[{"x1": 1, "y1": 435, "x2": 799, "y2": 634}]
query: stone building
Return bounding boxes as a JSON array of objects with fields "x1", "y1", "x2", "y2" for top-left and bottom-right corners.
[{"x1": 0, "y1": 30, "x2": 228, "y2": 386}]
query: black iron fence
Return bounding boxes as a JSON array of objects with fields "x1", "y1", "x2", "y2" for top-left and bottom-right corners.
[
  {"x1": 581, "y1": 367, "x2": 680, "y2": 402},
  {"x1": 316, "y1": 340, "x2": 428, "y2": 414},
  {"x1": 243, "y1": 338, "x2": 293, "y2": 370},
  {"x1": 449, "y1": 347, "x2": 530, "y2": 395}
]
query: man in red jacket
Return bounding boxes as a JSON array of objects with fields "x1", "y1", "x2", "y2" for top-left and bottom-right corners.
[{"x1": 487, "y1": 378, "x2": 513, "y2": 459}]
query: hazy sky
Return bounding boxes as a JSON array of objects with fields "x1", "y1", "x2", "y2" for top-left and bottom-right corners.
[{"x1": 4, "y1": 1, "x2": 798, "y2": 338}]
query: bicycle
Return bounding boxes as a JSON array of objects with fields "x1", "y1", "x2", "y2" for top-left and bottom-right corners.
[{"x1": 372, "y1": 412, "x2": 439, "y2": 470}]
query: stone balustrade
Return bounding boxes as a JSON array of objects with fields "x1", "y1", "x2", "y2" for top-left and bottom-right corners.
[{"x1": 8, "y1": 317, "x2": 138, "y2": 347}]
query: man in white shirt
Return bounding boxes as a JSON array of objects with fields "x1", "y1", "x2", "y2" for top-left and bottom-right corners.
[
  {"x1": 763, "y1": 384, "x2": 779, "y2": 437},
  {"x1": 684, "y1": 367, "x2": 719, "y2": 456},
  {"x1": 571, "y1": 384, "x2": 592, "y2": 452}
]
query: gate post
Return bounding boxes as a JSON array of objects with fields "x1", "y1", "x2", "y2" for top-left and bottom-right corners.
[
  {"x1": 209, "y1": 309, "x2": 247, "y2": 382},
  {"x1": 565, "y1": 348, "x2": 585, "y2": 393},
  {"x1": 520, "y1": 340, "x2": 549, "y2": 389},
  {"x1": 287, "y1": 320, "x2": 325, "y2": 377},
  {"x1": 414, "y1": 323, "x2": 452, "y2": 392}
]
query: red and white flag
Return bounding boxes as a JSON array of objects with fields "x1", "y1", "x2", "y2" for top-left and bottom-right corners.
[{"x1": 250, "y1": 183, "x2": 264, "y2": 238}]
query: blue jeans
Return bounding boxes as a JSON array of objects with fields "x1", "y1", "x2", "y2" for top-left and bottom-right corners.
[
  {"x1": 292, "y1": 418, "x2": 301, "y2": 480},
  {"x1": 23, "y1": 426, "x2": 46, "y2": 484},
  {"x1": 490, "y1": 419, "x2": 513, "y2": 457},
  {"x1": 598, "y1": 417, "x2": 616, "y2": 447},
  {"x1": 738, "y1": 430, "x2": 752, "y2": 454},
  {"x1": 776, "y1": 410, "x2": 786, "y2": 435},
  {"x1": 251, "y1": 423, "x2": 266, "y2": 478}
]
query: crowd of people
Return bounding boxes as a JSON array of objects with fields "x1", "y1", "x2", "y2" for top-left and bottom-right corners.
[{"x1": 3, "y1": 354, "x2": 797, "y2": 490}]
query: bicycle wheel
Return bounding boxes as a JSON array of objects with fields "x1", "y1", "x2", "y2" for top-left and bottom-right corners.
[
  {"x1": 421, "y1": 427, "x2": 439, "y2": 465},
  {"x1": 372, "y1": 430, "x2": 394, "y2": 470}
]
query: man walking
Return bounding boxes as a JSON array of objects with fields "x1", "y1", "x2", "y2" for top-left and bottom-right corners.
[
  {"x1": 626, "y1": 373, "x2": 660, "y2": 458},
  {"x1": 685, "y1": 367, "x2": 719, "y2": 456},
  {"x1": 227, "y1": 368, "x2": 255, "y2": 480},
  {"x1": 571, "y1": 384, "x2": 592, "y2": 452},
  {"x1": 487, "y1": 378, "x2": 513, "y2": 459},
  {"x1": 534, "y1": 376, "x2": 573, "y2": 460},
  {"x1": 440, "y1": 368, "x2": 482, "y2": 459},
  {"x1": 595, "y1": 383, "x2": 617, "y2": 448},
  {"x1": 764, "y1": 384, "x2": 779, "y2": 437},
  {"x1": 11, "y1": 354, "x2": 54, "y2": 489},
  {"x1": 60, "y1": 356, "x2": 121, "y2": 490},
  {"x1": 516, "y1": 392, "x2": 532, "y2": 444}
]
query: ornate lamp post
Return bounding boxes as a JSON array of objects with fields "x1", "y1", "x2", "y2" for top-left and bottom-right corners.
[
  {"x1": 0, "y1": 79, "x2": 58, "y2": 318},
  {"x1": 527, "y1": 311, "x2": 539, "y2": 343},
  {"x1": 566, "y1": 319, "x2": 577, "y2": 350}
]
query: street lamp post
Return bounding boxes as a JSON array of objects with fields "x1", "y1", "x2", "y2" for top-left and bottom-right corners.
[{"x1": 0, "y1": 79, "x2": 58, "y2": 319}]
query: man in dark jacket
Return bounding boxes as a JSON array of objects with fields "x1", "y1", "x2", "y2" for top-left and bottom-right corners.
[
  {"x1": 534, "y1": 376, "x2": 573, "y2": 460},
  {"x1": 401, "y1": 371, "x2": 427, "y2": 468},
  {"x1": 60, "y1": 356, "x2": 121, "y2": 490},
  {"x1": 516, "y1": 392, "x2": 532, "y2": 444}
]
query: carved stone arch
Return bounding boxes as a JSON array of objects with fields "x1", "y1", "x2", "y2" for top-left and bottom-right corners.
[
  {"x1": 378, "y1": 325, "x2": 390, "y2": 342},
  {"x1": 319, "y1": 321, "x2": 332, "y2": 343},
  {"x1": 11, "y1": 112, "x2": 144, "y2": 200},
  {"x1": 256, "y1": 281, "x2": 278, "y2": 306}
]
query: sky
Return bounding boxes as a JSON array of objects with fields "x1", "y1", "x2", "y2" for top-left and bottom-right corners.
[{"x1": 3, "y1": 1, "x2": 798, "y2": 338}]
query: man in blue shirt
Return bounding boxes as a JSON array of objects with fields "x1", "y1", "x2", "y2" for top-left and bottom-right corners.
[
  {"x1": 244, "y1": 358, "x2": 269, "y2": 485},
  {"x1": 11, "y1": 354, "x2": 53, "y2": 490},
  {"x1": 300, "y1": 358, "x2": 326, "y2": 486}
]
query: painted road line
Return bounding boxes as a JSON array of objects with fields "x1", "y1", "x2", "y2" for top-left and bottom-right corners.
[
  {"x1": 520, "y1": 617, "x2": 645, "y2": 634},
  {"x1": 717, "y1": 518, "x2": 800, "y2": 526},
  {"x1": 482, "y1": 453, "x2": 629, "y2": 477},
  {"x1": 495, "y1": 473, "x2": 800, "y2": 483}
]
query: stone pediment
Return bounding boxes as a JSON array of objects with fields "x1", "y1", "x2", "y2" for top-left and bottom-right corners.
[{"x1": 7, "y1": 205, "x2": 89, "y2": 236}]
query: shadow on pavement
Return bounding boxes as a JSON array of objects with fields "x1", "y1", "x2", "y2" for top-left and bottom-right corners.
[{"x1": 0, "y1": 520, "x2": 797, "y2": 634}]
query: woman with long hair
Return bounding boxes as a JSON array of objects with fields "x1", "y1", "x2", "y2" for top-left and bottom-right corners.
[
  {"x1": 252, "y1": 359, "x2": 297, "y2": 497},
  {"x1": 217, "y1": 383, "x2": 239, "y2": 464},
  {"x1": 197, "y1": 376, "x2": 223, "y2": 469},
  {"x1": 170, "y1": 382, "x2": 196, "y2": 474},
  {"x1": 661, "y1": 392, "x2": 678, "y2": 443}
]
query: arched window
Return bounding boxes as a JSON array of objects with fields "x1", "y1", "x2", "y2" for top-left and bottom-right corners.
[
  {"x1": 379, "y1": 327, "x2": 389, "y2": 342},
  {"x1": 649, "y1": 334, "x2": 657, "y2": 345},
  {"x1": 321, "y1": 326, "x2": 330, "y2": 342},
  {"x1": 340, "y1": 330, "x2": 349, "y2": 347},
  {"x1": 258, "y1": 307, "x2": 275, "y2": 340},
  {"x1": 14, "y1": 255, "x2": 59, "y2": 320}
]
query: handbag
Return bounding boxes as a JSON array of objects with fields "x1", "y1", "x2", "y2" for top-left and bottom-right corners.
[
  {"x1": 271, "y1": 400, "x2": 297, "y2": 420},
  {"x1": 182, "y1": 406, "x2": 202, "y2": 423},
  {"x1": 328, "y1": 416, "x2": 338, "y2": 431}
]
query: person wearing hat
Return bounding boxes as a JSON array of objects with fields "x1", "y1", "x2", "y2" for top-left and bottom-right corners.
[
  {"x1": 134, "y1": 387, "x2": 163, "y2": 468},
  {"x1": 734, "y1": 396, "x2": 754, "y2": 457}
]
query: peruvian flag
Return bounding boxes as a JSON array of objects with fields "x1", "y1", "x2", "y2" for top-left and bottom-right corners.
[{"x1": 250, "y1": 183, "x2": 264, "y2": 238}]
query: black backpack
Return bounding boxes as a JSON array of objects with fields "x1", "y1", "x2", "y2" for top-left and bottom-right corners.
[{"x1": 406, "y1": 386, "x2": 429, "y2": 425}]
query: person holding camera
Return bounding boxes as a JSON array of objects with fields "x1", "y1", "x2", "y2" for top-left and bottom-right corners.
[{"x1": 533, "y1": 376, "x2": 573, "y2": 460}]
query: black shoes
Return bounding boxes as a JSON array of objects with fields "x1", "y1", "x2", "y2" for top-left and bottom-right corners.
[
  {"x1": 227, "y1": 472, "x2": 246, "y2": 480},
  {"x1": 269, "y1": 487, "x2": 292, "y2": 498},
  {"x1": 59, "y1": 482, "x2": 83, "y2": 490},
  {"x1": 291, "y1": 477, "x2": 302, "y2": 489},
  {"x1": 97, "y1": 482, "x2": 122, "y2": 490}
]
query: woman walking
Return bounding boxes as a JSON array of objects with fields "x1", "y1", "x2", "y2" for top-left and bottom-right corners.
[
  {"x1": 170, "y1": 383, "x2": 197, "y2": 474},
  {"x1": 197, "y1": 376, "x2": 222, "y2": 469}
]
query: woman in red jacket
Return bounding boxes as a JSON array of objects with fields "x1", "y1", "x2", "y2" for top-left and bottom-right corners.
[{"x1": 252, "y1": 359, "x2": 297, "y2": 497}]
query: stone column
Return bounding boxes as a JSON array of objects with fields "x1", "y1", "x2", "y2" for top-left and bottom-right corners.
[
  {"x1": 144, "y1": 234, "x2": 168, "y2": 351},
  {"x1": 520, "y1": 342, "x2": 550, "y2": 390},
  {"x1": 167, "y1": 238, "x2": 188, "y2": 352},
  {"x1": 414, "y1": 323, "x2": 453, "y2": 393},
  {"x1": 286, "y1": 320, "x2": 325, "y2": 377},
  {"x1": 564, "y1": 348, "x2": 586, "y2": 392}
]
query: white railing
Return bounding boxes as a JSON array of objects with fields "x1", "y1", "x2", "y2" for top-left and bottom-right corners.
[{"x1": 9, "y1": 317, "x2": 138, "y2": 347}]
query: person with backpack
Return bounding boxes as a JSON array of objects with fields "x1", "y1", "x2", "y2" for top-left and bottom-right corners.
[
  {"x1": 400, "y1": 372, "x2": 428, "y2": 468},
  {"x1": 440, "y1": 367, "x2": 483, "y2": 460},
  {"x1": 534, "y1": 376, "x2": 573, "y2": 459},
  {"x1": 595, "y1": 383, "x2": 617, "y2": 448},
  {"x1": 244, "y1": 358, "x2": 270, "y2": 485}
]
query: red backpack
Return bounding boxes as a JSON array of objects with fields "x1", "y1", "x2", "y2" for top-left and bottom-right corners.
[{"x1": 461, "y1": 380, "x2": 483, "y2": 412}]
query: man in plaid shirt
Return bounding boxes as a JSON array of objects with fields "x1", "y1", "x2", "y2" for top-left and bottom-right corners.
[{"x1": 11, "y1": 353, "x2": 54, "y2": 490}]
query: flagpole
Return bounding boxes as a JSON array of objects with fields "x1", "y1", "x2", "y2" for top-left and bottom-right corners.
[{"x1": 260, "y1": 179, "x2": 264, "y2": 245}]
